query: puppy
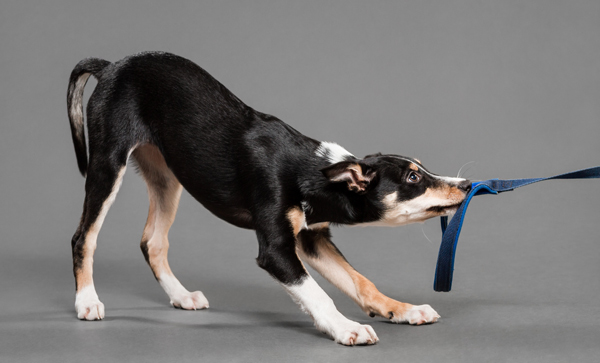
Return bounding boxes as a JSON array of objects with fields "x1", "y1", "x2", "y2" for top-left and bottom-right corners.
[{"x1": 67, "y1": 51, "x2": 470, "y2": 345}]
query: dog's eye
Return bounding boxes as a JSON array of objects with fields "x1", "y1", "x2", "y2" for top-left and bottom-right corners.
[{"x1": 407, "y1": 171, "x2": 421, "y2": 183}]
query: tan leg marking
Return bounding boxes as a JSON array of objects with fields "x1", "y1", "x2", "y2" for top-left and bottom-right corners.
[
  {"x1": 297, "y1": 227, "x2": 439, "y2": 325},
  {"x1": 307, "y1": 222, "x2": 330, "y2": 230},
  {"x1": 287, "y1": 206, "x2": 306, "y2": 237},
  {"x1": 76, "y1": 167, "x2": 126, "y2": 289},
  {"x1": 134, "y1": 144, "x2": 208, "y2": 310},
  {"x1": 75, "y1": 166, "x2": 127, "y2": 320}
]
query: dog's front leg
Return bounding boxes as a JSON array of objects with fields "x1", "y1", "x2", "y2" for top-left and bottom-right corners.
[
  {"x1": 254, "y1": 206, "x2": 378, "y2": 346},
  {"x1": 297, "y1": 227, "x2": 440, "y2": 325}
]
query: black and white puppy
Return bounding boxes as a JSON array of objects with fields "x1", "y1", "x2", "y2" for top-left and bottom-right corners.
[{"x1": 67, "y1": 52, "x2": 470, "y2": 346}]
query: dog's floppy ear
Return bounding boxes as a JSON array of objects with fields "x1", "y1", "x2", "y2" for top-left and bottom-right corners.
[{"x1": 321, "y1": 161, "x2": 375, "y2": 193}]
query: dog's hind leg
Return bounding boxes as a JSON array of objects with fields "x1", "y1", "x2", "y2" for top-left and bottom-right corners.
[
  {"x1": 133, "y1": 144, "x2": 209, "y2": 310},
  {"x1": 296, "y1": 226, "x2": 440, "y2": 325},
  {"x1": 71, "y1": 152, "x2": 129, "y2": 320}
]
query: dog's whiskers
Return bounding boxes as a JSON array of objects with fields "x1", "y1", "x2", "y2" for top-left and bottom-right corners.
[
  {"x1": 421, "y1": 224, "x2": 433, "y2": 244},
  {"x1": 457, "y1": 161, "x2": 476, "y2": 178}
]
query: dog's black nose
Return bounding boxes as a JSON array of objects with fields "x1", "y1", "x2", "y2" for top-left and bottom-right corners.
[{"x1": 457, "y1": 180, "x2": 472, "y2": 192}]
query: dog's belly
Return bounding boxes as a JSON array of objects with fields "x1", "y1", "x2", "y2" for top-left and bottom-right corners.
[
  {"x1": 133, "y1": 142, "x2": 255, "y2": 230},
  {"x1": 184, "y1": 188, "x2": 255, "y2": 230},
  {"x1": 168, "y1": 162, "x2": 255, "y2": 230}
]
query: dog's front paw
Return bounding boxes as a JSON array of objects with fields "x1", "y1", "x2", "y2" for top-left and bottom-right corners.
[
  {"x1": 325, "y1": 320, "x2": 379, "y2": 346},
  {"x1": 337, "y1": 323, "x2": 379, "y2": 346},
  {"x1": 397, "y1": 304, "x2": 440, "y2": 325},
  {"x1": 170, "y1": 290, "x2": 209, "y2": 310}
]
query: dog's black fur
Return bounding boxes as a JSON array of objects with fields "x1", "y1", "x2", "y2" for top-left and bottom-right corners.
[{"x1": 67, "y1": 51, "x2": 470, "y2": 344}]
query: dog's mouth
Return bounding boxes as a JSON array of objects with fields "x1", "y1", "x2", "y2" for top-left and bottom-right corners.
[{"x1": 427, "y1": 202, "x2": 463, "y2": 214}]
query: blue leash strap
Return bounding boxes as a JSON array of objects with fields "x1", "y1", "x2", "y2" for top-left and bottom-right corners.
[{"x1": 434, "y1": 165, "x2": 600, "y2": 292}]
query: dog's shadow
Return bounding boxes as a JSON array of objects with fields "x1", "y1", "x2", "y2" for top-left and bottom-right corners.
[
  {"x1": 39, "y1": 257, "x2": 322, "y2": 339},
  {"x1": 100, "y1": 306, "x2": 323, "y2": 340},
  {"x1": 8, "y1": 252, "x2": 526, "y2": 341}
]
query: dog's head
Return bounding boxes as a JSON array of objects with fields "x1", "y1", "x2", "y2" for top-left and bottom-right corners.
[{"x1": 321, "y1": 153, "x2": 470, "y2": 226}]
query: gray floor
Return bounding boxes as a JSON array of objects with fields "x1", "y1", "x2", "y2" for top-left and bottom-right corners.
[
  {"x1": 1, "y1": 188, "x2": 599, "y2": 363},
  {"x1": 1, "y1": 1, "x2": 599, "y2": 362}
]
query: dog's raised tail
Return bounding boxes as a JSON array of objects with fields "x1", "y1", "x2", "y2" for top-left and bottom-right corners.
[{"x1": 67, "y1": 58, "x2": 111, "y2": 177}]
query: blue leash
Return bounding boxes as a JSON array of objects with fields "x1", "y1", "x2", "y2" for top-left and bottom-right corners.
[{"x1": 434, "y1": 165, "x2": 600, "y2": 292}]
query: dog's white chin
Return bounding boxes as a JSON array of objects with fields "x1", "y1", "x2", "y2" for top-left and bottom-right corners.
[{"x1": 440, "y1": 205, "x2": 460, "y2": 216}]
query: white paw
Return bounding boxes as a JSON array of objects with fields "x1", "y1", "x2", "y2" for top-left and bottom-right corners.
[
  {"x1": 326, "y1": 319, "x2": 379, "y2": 346},
  {"x1": 170, "y1": 291, "x2": 209, "y2": 310},
  {"x1": 75, "y1": 287, "x2": 105, "y2": 320},
  {"x1": 401, "y1": 304, "x2": 440, "y2": 325}
]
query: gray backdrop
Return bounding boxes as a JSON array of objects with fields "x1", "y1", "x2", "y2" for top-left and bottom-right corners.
[{"x1": 1, "y1": 1, "x2": 599, "y2": 362}]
